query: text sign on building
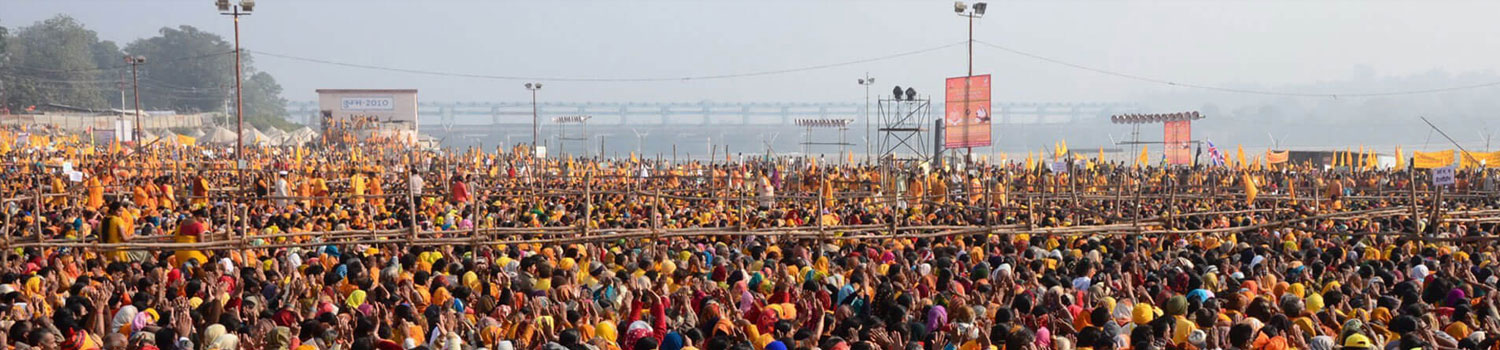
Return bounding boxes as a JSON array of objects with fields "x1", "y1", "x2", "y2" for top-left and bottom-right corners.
[
  {"x1": 341, "y1": 97, "x2": 395, "y2": 111},
  {"x1": 1432, "y1": 166, "x2": 1456, "y2": 186}
]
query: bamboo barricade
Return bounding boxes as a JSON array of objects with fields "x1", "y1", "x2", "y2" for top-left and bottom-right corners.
[
  {"x1": 4, "y1": 154, "x2": 1495, "y2": 253},
  {"x1": 0, "y1": 202, "x2": 1437, "y2": 252}
]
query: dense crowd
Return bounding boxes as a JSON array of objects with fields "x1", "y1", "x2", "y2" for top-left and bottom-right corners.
[{"x1": 2, "y1": 133, "x2": 1500, "y2": 350}]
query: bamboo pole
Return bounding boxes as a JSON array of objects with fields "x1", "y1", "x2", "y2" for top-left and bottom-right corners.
[{"x1": 1410, "y1": 165, "x2": 1419, "y2": 235}]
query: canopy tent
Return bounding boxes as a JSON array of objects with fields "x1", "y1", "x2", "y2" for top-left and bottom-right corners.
[
  {"x1": 245, "y1": 127, "x2": 274, "y2": 146},
  {"x1": 262, "y1": 127, "x2": 288, "y2": 141},
  {"x1": 204, "y1": 127, "x2": 238, "y2": 144},
  {"x1": 283, "y1": 127, "x2": 319, "y2": 146}
]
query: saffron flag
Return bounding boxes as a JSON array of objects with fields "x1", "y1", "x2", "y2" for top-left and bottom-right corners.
[
  {"x1": 1395, "y1": 146, "x2": 1404, "y2": 169},
  {"x1": 1358, "y1": 146, "x2": 1366, "y2": 168},
  {"x1": 1235, "y1": 145, "x2": 1247, "y2": 169},
  {"x1": 176, "y1": 134, "x2": 197, "y2": 146},
  {"x1": 1242, "y1": 171, "x2": 1259, "y2": 205},
  {"x1": 1137, "y1": 145, "x2": 1149, "y2": 169}
]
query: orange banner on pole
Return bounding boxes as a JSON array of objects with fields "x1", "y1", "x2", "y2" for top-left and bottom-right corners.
[
  {"x1": 1163, "y1": 121, "x2": 1192, "y2": 165},
  {"x1": 1460, "y1": 151, "x2": 1500, "y2": 169},
  {"x1": 1412, "y1": 150, "x2": 1455, "y2": 169},
  {"x1": 1265, "y1": 150, "x2": 1289, "y2": 164}
]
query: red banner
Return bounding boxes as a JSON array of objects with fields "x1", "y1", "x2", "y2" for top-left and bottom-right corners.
[
  {"x1": 1164, "y1": 120, "x2": 1192, "y2": 165},
  {"x1": 944, "y1": 75, "x2": 992, "y2": 148}
]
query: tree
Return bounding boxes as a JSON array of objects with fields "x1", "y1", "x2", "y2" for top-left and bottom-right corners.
[
  {"x1": 123, "y1": 25, "x2": 235, "y2": 113},
  {"x1": 1, "y1": 15, "x2": 113, "y2": 110},
  {"x1": 1, "y1": 23, "x2": 9, "y2": 112},
  {"x1": 241, "y1": 70, "x2": 293, "y2": 130},
  {"x1": 90, "y1": 40, "x2": 124, "y2": 108},
  {"x1": 0, "y1": 18, "x2": 294, "y2": 127},
  {"x1": 0, "y1": 23, "x2": 8, "y2": 56}
]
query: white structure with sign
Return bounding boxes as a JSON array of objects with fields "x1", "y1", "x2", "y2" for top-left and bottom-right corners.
[{"x1": 316, "y1": 89, "x2": 418, "y2": 133}]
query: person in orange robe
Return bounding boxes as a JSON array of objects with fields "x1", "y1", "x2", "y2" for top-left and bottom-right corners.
[
  {"x1": 157, "y1": 177, "x2": 176, "y2": 211},
  {"x1": 192, "y1": 173, "x2": 211, "y2": 207},
  {"x1": 85, "y1": 175, "x2": 105, "y2": 211}
]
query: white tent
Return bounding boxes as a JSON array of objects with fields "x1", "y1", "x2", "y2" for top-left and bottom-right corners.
[
  {"x1": 184, "y1": 128, "x2": 207, "y2": 138},
  {"x1": 205, "y1": 127, "x2": 238, "y2": 144},
  {"x1": 153, "y1": 130, "x2": 180, "y2": 145},
  {"x1": 245, "y1": 127, "x2": 274, "y2": 146},
  {"x1": 137, "y1": 130, "x2": 160, "y2": 144},
  {"x1": 262, "y1": 127, "x2": 288, "y2": 141},
  {"x1": 283, "y1": 127, "x2": 318, "y2": 146}
]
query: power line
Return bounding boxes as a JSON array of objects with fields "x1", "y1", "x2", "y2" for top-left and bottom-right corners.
[
  {"x1": 0, "y1": 50, "x2": 236, "y2": 74},
  {"x1": 973, "y1": 40, "x2": 1500, "y2": 98},
  {"x1": 248, "y1": 42, "x2": 966, "y2": 82}
]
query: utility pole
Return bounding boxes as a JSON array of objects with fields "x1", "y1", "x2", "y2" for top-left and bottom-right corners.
[
  {"x1": 858, "y1": 74, "x2": 875, "y2": 163},
  {"x1": 955, "y1": 2, "x2": 987, "y2": 159},
  {"x1": 218, "y1": 0, "x2": 255, "y2": 182},
  {"x1": 525, "y1": 83, "x2": 543, "y2": 153},
  {"x1": 125, "y1": 56, "x2": 145, "y2": 145}
]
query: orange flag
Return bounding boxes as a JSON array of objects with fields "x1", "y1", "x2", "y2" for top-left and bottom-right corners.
[
  {"x1": 1242, "y1": 171, "x2": 1259, "y2": 205},
  {"x1": 1395, "y1": 146, "x2": 1405, "y2": 169}
]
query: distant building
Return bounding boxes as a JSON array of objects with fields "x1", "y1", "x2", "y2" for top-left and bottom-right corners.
[{"x1": 316, "y1": 89, "x2": 420, "y2": 144}]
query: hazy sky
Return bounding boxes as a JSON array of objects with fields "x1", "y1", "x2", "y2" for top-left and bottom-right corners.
[{"x1": 5, "y1": 0, "x2": 1499, "y2": 105}]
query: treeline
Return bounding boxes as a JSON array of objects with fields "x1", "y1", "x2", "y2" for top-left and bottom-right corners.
[{"x1": 0, "y1": 15, "x2": 293, "y2": 130}]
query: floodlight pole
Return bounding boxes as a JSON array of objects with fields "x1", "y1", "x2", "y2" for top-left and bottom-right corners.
[
  {"x1": 219, "y1": 3, "x2": 251, "y2": 181},
  {"x1": 962, "y1": 10, "x2": 979, "y2": 159},
  {"x1": 526, "y1": 83, "x2": 542, "y2": 152},
  {"x1": 859, "y1": 74, "x2": 875, "y2": 163}
]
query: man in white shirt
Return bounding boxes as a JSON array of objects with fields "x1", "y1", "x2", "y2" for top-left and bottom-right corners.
[
  {"x1": 410, "y1": 173, "x2": 425, "y2": 198},
  {"x1": 273, "y1": 171, "x2": 290, "y2": 208}
]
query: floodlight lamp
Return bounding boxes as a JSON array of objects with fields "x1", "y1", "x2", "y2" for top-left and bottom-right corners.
[
  {"x1": 525, "y1": 83, "x2": 533, "y2": 89},
  {"x1": 866, "y1": 78, "x2": 874, "y2": 84},
  {"x1": 858, "y1": 79, "x2": 866, "y2": 85},
  {"x1": 135, "y1": 56, "x2": 146, "y2": 64},
  {"x1": 954, "y1": 1, "x2": 967, "y2": 14},
  {"x1": 973, "y1": 2, "x2": 987, "y2": 15},
  {"x1": 240, "y1": 0, "x2": 254, "y2": 11},
  {"x1": 893, "y1": 86, "x2": 904, "y2": 100},
  {"x1": 904, "y1": 87, "x2": 916, "y2": 100},
  {"x1": 535, "y1": 83, "x2": 543, "y2": 89},
  {"x1": 216, "y1": 0, "x2": 231, "y2": 11}
]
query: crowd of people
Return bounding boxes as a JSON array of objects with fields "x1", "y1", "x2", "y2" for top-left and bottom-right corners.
[{"x1": 2, "y1": 131, "x2": 1500, "y2": 350}]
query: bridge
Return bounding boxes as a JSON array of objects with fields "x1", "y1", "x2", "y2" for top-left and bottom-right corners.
[
  {"x1": 287, "y1": 101, "x2": 1141, "y2": 128},
  {"x1": 286, "y1": 101, "x2": 1144, "y2": 156}
]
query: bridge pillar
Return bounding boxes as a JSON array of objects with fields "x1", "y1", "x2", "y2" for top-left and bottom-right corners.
[{"x1": 441, "y1": 106, "x2": 454, "y2": 129}]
